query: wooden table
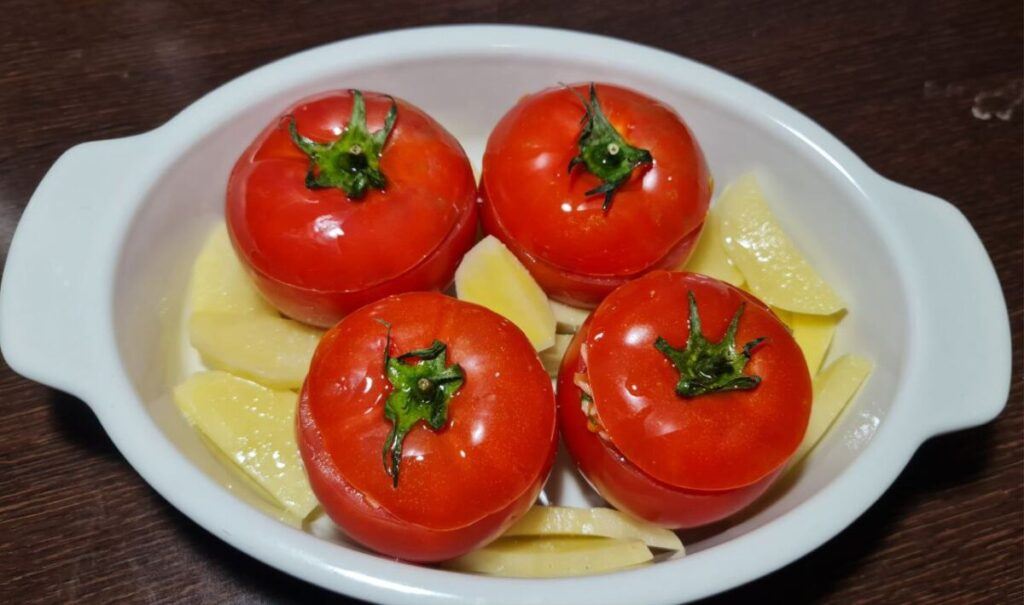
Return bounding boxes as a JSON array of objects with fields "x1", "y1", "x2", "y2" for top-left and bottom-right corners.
[{"x1": 1, "y1": 1, "x2": 1020, "y2": 602}]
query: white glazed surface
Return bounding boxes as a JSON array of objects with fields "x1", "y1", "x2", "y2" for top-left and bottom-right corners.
[{"x1": 0, "y1": 25, "x2": 1011, "y2": 605}]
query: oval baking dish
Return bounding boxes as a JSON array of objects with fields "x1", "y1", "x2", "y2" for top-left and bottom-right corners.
[{"x1": 0, "y1": 25, "x2": 1011, "y2": 605}]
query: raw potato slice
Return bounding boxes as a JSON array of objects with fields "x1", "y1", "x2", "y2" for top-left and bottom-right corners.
[
  {"x1": 444, "y1": 537, "x2": 652, "y2": 577},
  {"x1": 196, "y1": 429, "x2": 311, "y2": 529},
  {"x1": 792, "y1": 354, "x2": 873, "y2": 465},
  {"x1": 189, "y1": 312, "x2": 323, "y2": 390},
  {"x1": 791, "y1": 312, "x2": 840, "y2": 374},
  {"x1": 718, "y1": 174, "x2": 845, "y2": 315},
  {"x1": 539, "y1": 334, "x2": 573, "y2": 378},
  {"x1": 455, "y1": 236, "x2": 556, "y2": 350},
  {"x1": 504, "y1": 506, "x2": 683, "y2": 551},
  {"x1": 173, "y1": 371, "x2": 317, "y2": 519},
  {"x1": 683, "y1": 207, "x2": 744, "y2": 286},
  {"x1": 190, "y1": 225, "x2": 276, "y2": 316},
  {"x1": 549, "y1": 300, "x2": 591, "y2": 334},
  {"x1": 740, "y1": 283, "x2": 793, "y2": 328}
]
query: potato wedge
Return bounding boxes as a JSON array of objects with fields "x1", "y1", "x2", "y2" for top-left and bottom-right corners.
[
  {"x1": 539, "y1": 334, "x2": 573, "y2": 378},
  {"x1": 549, "y1": 300, "x2": 591, "y2": 335},
  {"x1": 455, "y1": 236, "x2": 556, "y2": 350},
  {"x1": 190, "y1": 225, "x2": 276, "y2": 316},
  {"x1": 791, "y1": 312, "x2": 840, "y2": 374},
  {"x1": 683, "y1": 206, "x2": 744, "y2": 286},
  {"x1": 718, "y1": 174, "x2": 845, "y2": 315},
  {"x1": 189, "y1": 312, "x2": 323, "y2": 390},
  {"x1": 504, "y1": 506, "x2": 683, "y2": 551},
  {"x1": 173, "y1": 371, "x2": 317, "y2": 519},
  {"x1": 792, "y1": 354, "x2": 873, "y2": 464},
  {"x1": 444, "y1": 537, "x2": 652, "y2": 577}
]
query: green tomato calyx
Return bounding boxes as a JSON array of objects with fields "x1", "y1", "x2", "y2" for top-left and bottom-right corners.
[
  {"x1": 288, "y1": 89, "x2": 397, "y2": 199},
  {"x1": 567, "y1": 83, "x2": 653, "y2": 212},
  {"x1": 378, "y1": 321, "x2": 464, "y2": 488},
  {"x1": 654, "y1": 291, "x2": 765, "y2": 398}
]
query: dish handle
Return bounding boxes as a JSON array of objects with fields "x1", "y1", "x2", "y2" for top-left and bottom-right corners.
[
  {"x1": 0, "y1": 137, "x2": 142, "y2": 402},
  {"x1": 880, "y1": 180, "x2": 1012, "y2": 437}
]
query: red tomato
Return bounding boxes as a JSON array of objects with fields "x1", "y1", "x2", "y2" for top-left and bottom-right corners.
[
  {"x1": 480, "y1": 83, "x2": 711, "y2": 307},
  {"x1": 298, "y1": 292, "x2": 557, "y2": 561},
  {"x1": 228, "y1": 90, "x2": 477, "y2": 327},
  {"x1": 557, "y1": 271, "x2": 811, "y2": 528}
]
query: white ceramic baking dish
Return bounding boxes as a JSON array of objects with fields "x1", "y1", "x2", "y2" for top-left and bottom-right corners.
[{"x1": 0, "y1": 25, "x2": 1011, "y2": 605}]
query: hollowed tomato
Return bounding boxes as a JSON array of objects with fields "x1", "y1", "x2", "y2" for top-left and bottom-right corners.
[
  {"x1": 228, "y1": 90, "x2": 477, "y2": 327},
  {"x1": 480, "y1": 83, "x2": 711, "y2": 308},
  {"x1": 557, "y1": 271, "x2": 811, "y2": 527},
  {"x1": 298, "y1": 292, "x2": 557, "y2": 561}
]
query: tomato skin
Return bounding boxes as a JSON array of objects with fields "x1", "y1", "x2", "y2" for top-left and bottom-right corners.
[
  {"x1": 557, "y1": 325, "x2": 778, "y2": 528},
  {"x1": 585, "y1": 271, "x2": 811, "y2": 490},
  {"x1": 480, "y1": 83, "x2": 710, "y2": 307},
  {"x1": 243, "y1": 204, "x2": 477, "y2": 327},
  {"x1": 556, "y1": 272, "x2": 810, "y2": 527},
  {"x1": 298, "y1": 292, "x2": 557, "y2": 561},
  {"x1": 298, "y1": 389, "x2": 550, "y2": 561},
  {"x1": 228, "y1": 90, "x2": 477, "y2": 327}
]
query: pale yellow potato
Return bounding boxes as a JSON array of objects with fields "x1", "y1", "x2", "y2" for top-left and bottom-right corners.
[
  {"x1": 539, "y1": 334, "x2": 573, "y2": 378},
  {"x1": 718, "y1": 174, "x2": 845, "y2": 315},
  {"x1": 189, "y1": 312, "x2": 323, "y2": 390},
  {"x1": 190, "y1": 224, "x2": 276, "y2": 316},
  {"x1": 683, "y1": 206, "x2": 744, "y2": 286},
  {"x1": 549, "y1": 300, "x2": 591, "y2": 335},
  {"x1": 740, "y1": 284, "x2": 793, "y2": 328},
  {"x1": 759, "y1": 300, "x2": 840, "y2": 375},
  {"x1": 792, "y1": 354, "x2": 873, "y2": 465},
  {"x1": 504, "y1": 506, "x2": 683, "y2": 552},
  {"x1": 173, "y1": 371, "x2": 317, "y2": 519},
  {"x1": 195, "y1": 430, "x2": 314, "y2": 528},
  {"x1": 444, "y1": 537, "x2": 652, "y2": 577},
  {"x1": 791, "y1": 312, "x2": 840, "y2": 374},
  {"x1": 455, "y1": 236, "x2": 556, "y2": 350}
]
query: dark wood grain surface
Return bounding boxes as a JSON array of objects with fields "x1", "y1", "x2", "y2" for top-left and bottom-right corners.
[{"x1": 0, "y1": 1, "x2": 1020, "y2": 603}]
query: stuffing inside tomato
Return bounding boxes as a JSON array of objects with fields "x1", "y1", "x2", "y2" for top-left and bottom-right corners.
[
  {"x1": 227, "y1": 90, "x2": 477, "y2": 327},
  {"x1": 298, "y1": 292, "x2": 557, "y2": 561},
  {"x1": 480, "y1": 83, "x2": 711, "y2": 307},
  {"x1": 558, "y1": 271, "x2": 811, "y2": 528}
]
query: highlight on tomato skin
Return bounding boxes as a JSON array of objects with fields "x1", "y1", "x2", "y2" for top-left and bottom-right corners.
[
  {"x1": 556, "y1": 271, "x2": 812, "y2": 528},
  {"x1": 297, "y1": 292, "x2": 558, "y2": 562},
  {"x1": 479, "y1": 82, "x2": 711, "y2": 308},
  {"x1": 227, "y1": 89, "x2": 478, "y2": 328}
]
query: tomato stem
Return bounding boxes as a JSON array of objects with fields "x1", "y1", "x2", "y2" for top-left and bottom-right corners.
[
  {"x1": 566, "y1": 83, "x2": 653, "y2": 212},
  {"x1": 288, "y1": 90, "x2": 397, "y2": 199},
  {"x1": 654, "y1": 291, "x2": 765, "y2": 398},
  {"x1": 378, "y1": 320, "x2": 464, "y2": 487}
]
